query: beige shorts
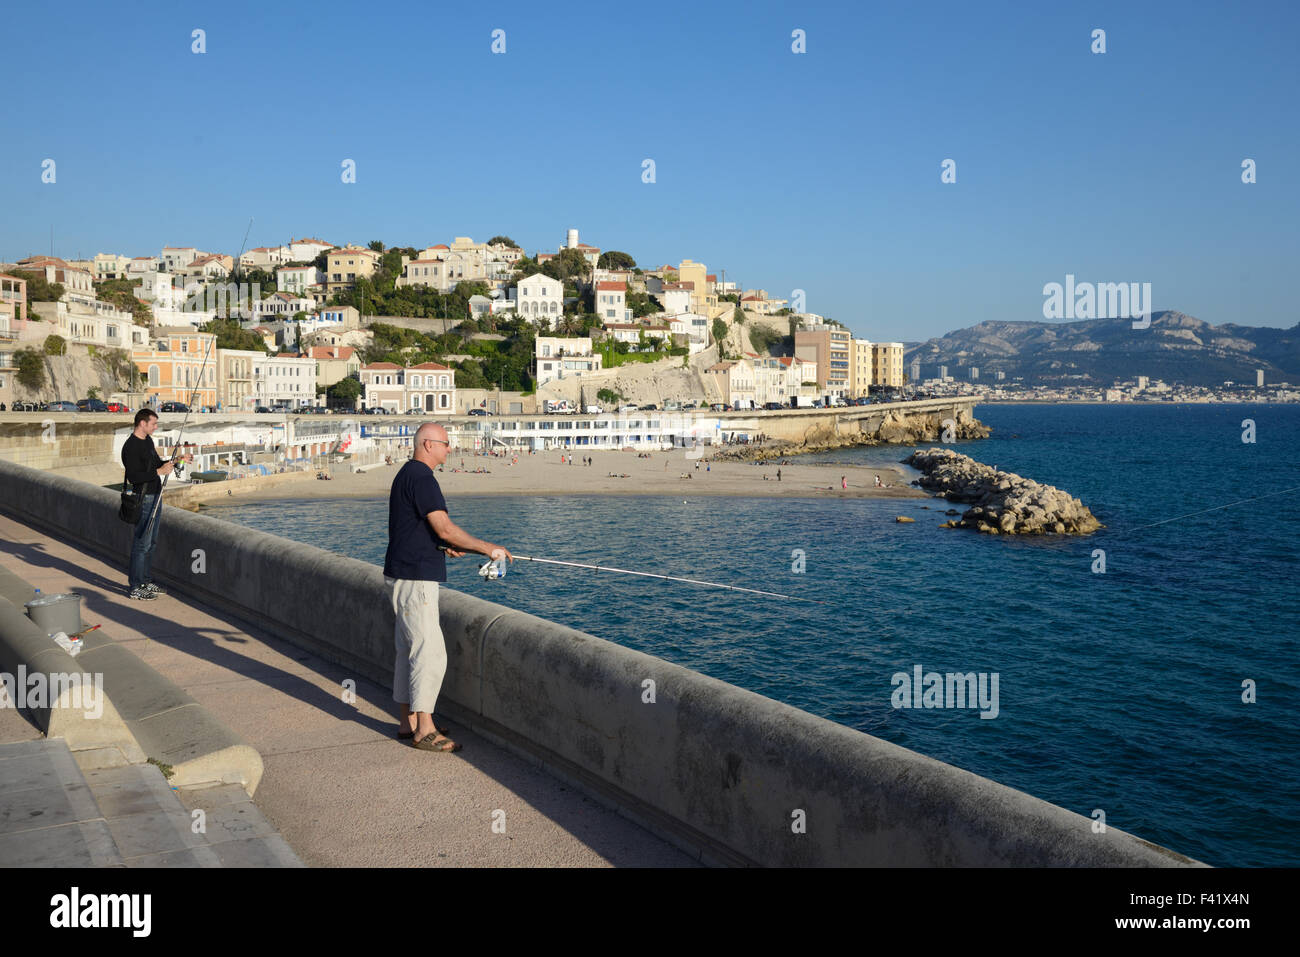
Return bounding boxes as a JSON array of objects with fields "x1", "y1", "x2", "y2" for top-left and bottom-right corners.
[{"x1": 385, "y1": 576, "x2": 446, "y2": 714}]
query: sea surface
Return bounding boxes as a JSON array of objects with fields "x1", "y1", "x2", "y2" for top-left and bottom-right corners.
[{"x1": 202, "y1": 403, "x2": 1300, "y2": 866}]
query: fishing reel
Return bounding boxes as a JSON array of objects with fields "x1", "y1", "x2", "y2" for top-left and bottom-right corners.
[{"x1": 478, "y1": 556, "x2": 508, "y2": 581}]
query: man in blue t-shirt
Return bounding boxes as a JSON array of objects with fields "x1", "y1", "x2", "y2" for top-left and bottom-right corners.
[{"x1": 383, "y1": 422, "x2": 512, "y2": 752}]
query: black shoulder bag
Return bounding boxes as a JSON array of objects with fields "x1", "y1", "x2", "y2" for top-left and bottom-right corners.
[{"x1": 118, "y1": 469, "x2": 142, "y2": 524}]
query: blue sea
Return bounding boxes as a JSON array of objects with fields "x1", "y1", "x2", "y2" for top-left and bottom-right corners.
[{"x1": 202, "y1": 403, "x2": 1300, "y2": 867}]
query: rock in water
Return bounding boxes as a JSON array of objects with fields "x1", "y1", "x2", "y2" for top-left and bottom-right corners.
[{"x1": 902, "y1": 447, "x2": 1103, "y2": 536}]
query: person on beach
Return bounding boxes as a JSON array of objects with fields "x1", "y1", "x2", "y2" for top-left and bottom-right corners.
[
  {"x1": 121, "y1": 408, "x2": 173, "y2": 600},
  {"x1": 841, "y1": 476, "x2": 847, "y2": 490},
  {"x1": 384, "y1": 422, "x2": 513, "y2": 753},
  {"x1": 776, "y1": 468, "x2": 781, "y2": 483},
  {"x1": 874, "y1": 474, "x2": 882, "y2": 487}
]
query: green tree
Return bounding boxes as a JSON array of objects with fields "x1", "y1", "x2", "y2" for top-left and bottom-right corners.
[
  {"x1": 486, "y1": 236, "x2": 519, "y2": 248},
  {"x1": 15, "y1": 349, "x2": 45, "y2": 390},
  {"x1": 597, "y1": 251, "x2": 636, "y2": 270},
  {"x1": 86, "y1": 385, "x2": 101, "y2": 400},
  {"x1": 712, "y1": 317, "x2": 728, "y2": 348},
  {"x1": 201, "y1": 318, "x2": 270, "y2": 353},
  {"x1": 44, "y1": 334, "x2": 66, "y2": 355},
  {"x1": 327, "y1": 376, "x2": 362, "y2": 406},
  {"x1": 626, "y1": 290, "x2": 658, "y2": 319},
  {"x1": 9, "y1": 269, "x2": 64, "y2": 303},
  {"x1": 596, "y1": 387, "x2": 623, "y2": 405},
  {"x1": 368, "y1": 240, "x2": 384, "y2": 252}
]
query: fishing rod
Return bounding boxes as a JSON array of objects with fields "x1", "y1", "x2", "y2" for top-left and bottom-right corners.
[
  {"x1": 473, "y1": 552, "x2": 826, "y2": 603},
  {"x1": 142, "y1": 219, "x2": 253, "y2": 535},
  {"x1": 142, "y1": 332, "x2": 215, "y2": 537}
]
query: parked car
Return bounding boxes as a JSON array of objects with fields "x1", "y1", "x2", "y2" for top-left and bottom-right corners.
[
  {"x1": 47, "y1": 401, "x2": 77, "y2": 412},
  {"x1": 363, "y1": 407, "x2": 389, "y2": 415},
  {"x1": 159, "y1": 401, "x2": 189, "y2": 413},
  {"x1": 76, "y1": 398, "x2": 108, "y2": 412},
  {"x1": 638, "y1": 403, "x2": 658, "y2": 411},
  {"x1": 106, "y1": 401, "x2": 130, "y2": 413},
  {"x1": 255, "y1": 406, "x2": 273, "y2": 414},
  {"x1": 709, "y1": 403, "x2": 726, "y2": 412},
  {"x1": 618, "y1": 404, "x2": 638, "y2": 413},
  {"x1": 584, "y1": 405, "x2": 604, "y2": 414},
  {"x1": 467, "y1": 408, "x2": 491, "y2": 416},
  {"x1": 763, "y1": 402, "x2": 783, "y2": 411}
]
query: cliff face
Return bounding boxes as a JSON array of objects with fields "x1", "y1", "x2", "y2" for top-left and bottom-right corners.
[{"x1": 10, "y1": 344, "x2": 139, "y2": 405}]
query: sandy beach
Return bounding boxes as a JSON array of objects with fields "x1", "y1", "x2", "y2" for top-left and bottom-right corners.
[{"x1": 198, "y1": 449, "x2": 928, "y2": 504}]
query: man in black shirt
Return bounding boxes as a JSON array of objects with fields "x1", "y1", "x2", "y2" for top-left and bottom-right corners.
[
  {"x1": 384, "y1": 422, "x2": 512, "y2": 752},
  {"x1": 121, "y1": 408, "x2": 174, "y2": 600}
]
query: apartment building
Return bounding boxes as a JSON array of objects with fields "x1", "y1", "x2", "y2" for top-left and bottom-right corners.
[
  {"x1": 512, "y1": 273, "x2": 564, "y2": 325},
  {"x1": 326, "y1": 247, "x2": 380, "y2": 293},
  {"x1": 276, "y1": 265, "x2": 323, "y2": 294},
  {"x1": 304, "y1": 345, "x2": 361, "y2": 389},
  {"x1": 850, "y1": 339, "x2": 874, "y2": 397},
  {"x1": 872, "y1": 342, "x2": 905, "y2": 388},
  {"x1": 255, "y1": 352, "x2": 317, "y2": 409},
  {"x1": 595, "y1": 281, "x2": 632, "y2": 323},
  {"x1": 795, "y1": 327, "x2": 851, "y2": 396},
  {"x1": 133, "y1": 329, "x2": 219, "y2": 408},
  {"x1": 360, "y1": 362, "x2": 456, "y2": 413},
  {"x1": 217, "y1": 348, "x2": 261, "y2": 411},
  {"x1": 705, "y1": 359, "x2": 756, "y2": 408},
  {"x1": 535, "y1": 337, "x2": 603, "y2": 386}
]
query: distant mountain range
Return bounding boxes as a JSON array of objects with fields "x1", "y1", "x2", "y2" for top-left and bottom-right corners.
[{"x1": 903, "y1": 312, "x2": 1300, "y2": 387}]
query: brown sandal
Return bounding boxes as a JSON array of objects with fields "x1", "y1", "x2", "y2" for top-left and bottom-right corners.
[{"x1": 412, "y1": 733, "x2": 460, "y2": 753}]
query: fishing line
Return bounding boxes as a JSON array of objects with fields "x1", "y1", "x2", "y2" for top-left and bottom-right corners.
[{"x1": 476, "y1": 553, "x2": 826, "y2": 603}]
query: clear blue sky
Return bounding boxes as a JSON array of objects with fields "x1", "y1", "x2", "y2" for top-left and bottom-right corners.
[{"x1": 2, "y1": 0, "x2": 1295, "y2": 341}]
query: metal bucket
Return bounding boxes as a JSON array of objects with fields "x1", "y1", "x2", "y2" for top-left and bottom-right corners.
[{"x1": 25, "y1": 593, "x2": 83, "y2": 636}]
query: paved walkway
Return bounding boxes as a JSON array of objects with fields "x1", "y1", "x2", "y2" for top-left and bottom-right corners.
[
  {"x1": 0, "y1": 512, "x2": 694, "y2": 867},
  {"x1": 0, "y1": 738, "x2": 303, "y2": 866}
]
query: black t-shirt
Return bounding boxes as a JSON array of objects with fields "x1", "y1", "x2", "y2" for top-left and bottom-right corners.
[
  {"x1": 383, "y1": 460, "x2": 449, "y2": 581},
  {"x1": 121, "y1": 433, "x2": 164, "y2": 495}
]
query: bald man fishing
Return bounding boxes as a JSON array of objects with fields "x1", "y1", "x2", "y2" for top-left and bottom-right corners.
[{"x1": 384, "y1": 422, "x2": 512, "y2": 752}]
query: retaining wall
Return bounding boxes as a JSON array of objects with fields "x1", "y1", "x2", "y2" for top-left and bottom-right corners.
[{"x1": 0, "y1": 458, "x2": 1202, "y2": 866}]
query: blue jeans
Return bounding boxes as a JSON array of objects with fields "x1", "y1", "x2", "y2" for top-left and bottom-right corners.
[{"x1": 129, "y1": 493, "x2": 161, "y2": 589}]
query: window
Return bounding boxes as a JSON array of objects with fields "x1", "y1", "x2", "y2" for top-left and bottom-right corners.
[
  {"x1": 439, "y1": 394, "x2": 448, "y2": 408},
  {"x1": 439, "y1": 376, "x2": 448, "y2": 388}
]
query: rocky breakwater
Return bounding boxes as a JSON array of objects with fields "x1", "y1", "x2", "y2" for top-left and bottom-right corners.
[
  {"x1": 903, "y1": 448, "x2": 1103, "y2": 535},
  {"x1": 710, "y1": 410, "x2": 991, "y2": 463}
]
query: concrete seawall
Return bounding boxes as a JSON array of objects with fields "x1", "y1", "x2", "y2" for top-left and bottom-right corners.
[{"x1": 0, "y1": 459, "x2": 1202, "y2": 866}]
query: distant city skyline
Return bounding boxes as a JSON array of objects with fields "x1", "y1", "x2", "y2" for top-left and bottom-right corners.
[{"x1": 3, "y1": 0, "x2": 1296, "y2": 341}]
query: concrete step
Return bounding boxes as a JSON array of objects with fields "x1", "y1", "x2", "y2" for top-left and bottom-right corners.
[{"x1": 0, "y1": 739, "x2": 302, "y2": 867}]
